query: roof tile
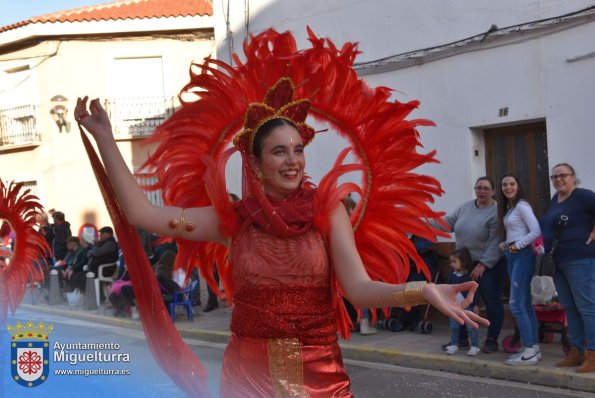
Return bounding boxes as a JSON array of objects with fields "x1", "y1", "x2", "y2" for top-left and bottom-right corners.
[{"x1": 1, "y1": 0, "x2": 212, "y2": 33}]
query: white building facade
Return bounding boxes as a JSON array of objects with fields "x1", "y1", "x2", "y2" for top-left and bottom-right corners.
[{"x1": 214, "y1": 0, "x2": 595, "y2": 216}]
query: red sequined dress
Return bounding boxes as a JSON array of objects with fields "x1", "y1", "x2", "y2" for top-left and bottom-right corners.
[{"x1": 220, "y1": 223, "x2": 352, "y2": 397}]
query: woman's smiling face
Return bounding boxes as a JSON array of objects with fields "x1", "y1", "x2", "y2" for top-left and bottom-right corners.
[
  {"x1": 550, "y1": 164, "x2": 576, "y2": 195},
  {"x1": 501, "y1": 176, "x2": 518, "y2": 201},
  {"x1": 250, "y1": 124, "x2": 305, "y2": 198}
]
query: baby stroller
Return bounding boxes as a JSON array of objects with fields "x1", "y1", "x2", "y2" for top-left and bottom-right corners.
[
  {"x1": 381, "y1": 236, "x2": 442, "y2": 334},
  {"x1": 502, "y1": 302, "x2": 571, "y2": 355}
]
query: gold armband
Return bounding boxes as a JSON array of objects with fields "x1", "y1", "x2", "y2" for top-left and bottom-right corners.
[
  {"x1": 391, "y1": 281, "x2": 428, "y2": 307},
  {"x1": 167, "y1": 208, "x2": 196, "y2": 235}
]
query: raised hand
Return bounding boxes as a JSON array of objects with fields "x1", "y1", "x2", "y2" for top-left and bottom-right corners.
[
  {"x1": 422, "y1": 281, "x2": 489, "y2": 329},
  {"x1": 74, "y1": 97, "x2": 113, "y2": 141}
]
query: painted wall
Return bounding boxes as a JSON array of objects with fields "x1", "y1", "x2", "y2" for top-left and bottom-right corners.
[
  {"x1": 214, "y1": 0, "x2": 595, "y2": 214},
  {"x1": 0, "y1": 31, "x2": 214, "y2": 233}
]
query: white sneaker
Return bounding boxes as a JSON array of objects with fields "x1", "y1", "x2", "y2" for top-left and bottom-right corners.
[
  {"x1": 445, "y1": 345, "x2": 458, "y2": 355},
  {"x1": 467, "y1": 346, "x2": 480, "y2": 356},
  {"x1": 509, "y1": 345, "x2": 542, "y2": 361},
  {"x1": 505, "y1": 347, "x2": 538, "y2": 366},
  {"x1": 507, "y1": 346, "x2": 523, "y2": 360},
  {"x1": 533, "y1": 345, "x2": 542, "y2": 361},
  {"x1": 359, "y1": 318, "x2": 378, "y2": 335}
]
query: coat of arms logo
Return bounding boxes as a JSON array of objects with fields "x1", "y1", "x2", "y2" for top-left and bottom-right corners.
[{"x1": 7, "y1": 320, "x2": 53, "y2": 387}]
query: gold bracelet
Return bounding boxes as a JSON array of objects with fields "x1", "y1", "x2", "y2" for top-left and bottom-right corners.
[
  {"x1": 180, "y1": 208, "x2": 196, "y2": 234},
  {"x1": 391, "y1": 281, "x2": 428, "y2": 307},
  {"x1": 167, "y1": 208, "x2": 196, "y2": 235}
]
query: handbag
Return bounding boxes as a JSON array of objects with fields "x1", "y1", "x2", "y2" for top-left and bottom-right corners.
[
  {"x1": 535, "y1": 196, "x2": 571, "y2": 277},
  {"x1": 535, "y1": 252, "x2": 556, "y2": 277}
]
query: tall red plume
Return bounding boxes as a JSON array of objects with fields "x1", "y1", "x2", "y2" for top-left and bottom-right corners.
[{"x1": 0, "y1": 181, "x2": 49, "y2": 326}]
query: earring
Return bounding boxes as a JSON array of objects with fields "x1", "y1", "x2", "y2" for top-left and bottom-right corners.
[{"x1": 255, "y1": 170, "x2": 264, "y2": 181}]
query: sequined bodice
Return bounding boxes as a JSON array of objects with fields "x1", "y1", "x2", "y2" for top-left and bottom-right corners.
[
  {"x1": 231, "y1": 224, "x2": 330, "y2": 287},
  {"x1": 229, "y1": 224, "x2": 336, "y2": 344}
]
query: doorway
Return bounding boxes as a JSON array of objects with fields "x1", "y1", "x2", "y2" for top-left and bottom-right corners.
[{"x1": 484, "y1": 121, "x2": 550, "y2": 217}]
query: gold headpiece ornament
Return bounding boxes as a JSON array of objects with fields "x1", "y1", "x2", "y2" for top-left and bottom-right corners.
[{"x1": 233, "y1": 77, "x2": 316, "y2": 155}]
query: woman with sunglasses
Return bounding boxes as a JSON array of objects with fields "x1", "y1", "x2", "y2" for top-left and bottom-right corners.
[
  {"x1": 540, "y1": 163, "x2": 595, "y2": 373},
  {"x1": 440, "y1": 177, "x2": 506, "y2": 353}
]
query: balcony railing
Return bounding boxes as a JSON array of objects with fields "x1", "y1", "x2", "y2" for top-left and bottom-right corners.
[
  {"x1": 0, "y1": 104, "x2": 40, "y2": 148},
  {"x1": 104, "y1": 96, "x2": 177, "y2": 137},
  {"x1": 135, "y1": 173, "x2": 164, "y2": 207}
]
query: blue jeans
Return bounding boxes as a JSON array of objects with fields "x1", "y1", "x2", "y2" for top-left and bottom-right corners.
[
  {"x1": 477, "y1": 256, "x2": 506, "y2": 340},
  {"x1": 554, "y1": 257, "x2": 595, "y2": 352},
  {"x1": 450, "y1": 315, "x2": 479, "y2": 347},
  {"x1": 506, "y1": 247, "x2": 538, "y2": 347}
]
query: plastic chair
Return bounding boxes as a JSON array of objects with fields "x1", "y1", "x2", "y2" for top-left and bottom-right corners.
[
  {"x1": 94, "y1": 262, "x2": 119, "y2": 307},
  {"x1": 169, "y1": 280, "x2": 199, "y2": 322}
]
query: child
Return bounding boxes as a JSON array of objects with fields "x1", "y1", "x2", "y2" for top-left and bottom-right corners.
[{"x1": 445, "y1": 248, "x2": 481, "y2": 356}]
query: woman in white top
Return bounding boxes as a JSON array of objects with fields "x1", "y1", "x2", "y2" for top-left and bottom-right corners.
[{"x1": 498, "y1": 173, "x2": 542, "y2": 366}]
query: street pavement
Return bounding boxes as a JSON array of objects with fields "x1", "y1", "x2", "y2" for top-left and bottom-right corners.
[{"x1": 16, "y1": 293, "x2": 595, "y2": 395}]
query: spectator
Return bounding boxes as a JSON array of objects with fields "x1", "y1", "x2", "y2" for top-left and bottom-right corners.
[
  {"x1": 36, "y1": 213, "x2": 54, "y2": 268},
  {"x1": 137, "y1": 227, "x2": 154, "y2": 260},
  {"x1": 498, "y1": 173, "x2": 542, "y2": 366},
  {"x1": 62, "y1": 237, "x2": 90, "y2": 291},
  {"x1": 108, "y1": 267, "x2": 136, "y2": 318},
  {"x1": 393, "y1": 234, "x2": 439, "y2": 332},
  {"x1": 87, "y1": 226, "x2": 119, "y2": 277},
  {"x1": 49, "y1": 211, "x2": 72, "y2": 263},
  {"x1": 70, "y1": 226, "x2": 120, "y2": 294},
  {"x1": 444, "y1": 248, "x2": 481, "y2": 356},
  {"x1": 153, "y1": 250, "x2": 181, "y2": 306},
  {"x1": 540, "y1": 163, "x2": 595, "y2": 373},
  {"x1": 438, "y1": 177, "x2": 506, "y2": 353}
]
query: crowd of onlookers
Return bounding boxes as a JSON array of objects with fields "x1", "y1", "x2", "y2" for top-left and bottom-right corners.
[
  {"x1": 2, "y1": 209, "x2": 207, "y2": 321},
  {"x1": 2, "y1": 162, "x2": 592, "y2": 374},
  {"x1": 344, "y1": 162, "x2": 594, "y2": 374}
]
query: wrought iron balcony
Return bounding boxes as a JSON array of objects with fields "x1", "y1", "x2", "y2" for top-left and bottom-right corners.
[
  {"x1": 0, "y1": 104, "x2": 40, "y2": 148},
  {"x1": 104, "y1": 96, "x2": 177, "y2": 137}
]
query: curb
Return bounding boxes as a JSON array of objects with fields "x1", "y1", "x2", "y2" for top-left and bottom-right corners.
[
  {"x1": 338, "y1": 344, "x2": 594, "y2": 393},
  {"x1": 20, "y1": 304, "x2": 594, "y2": 393}
]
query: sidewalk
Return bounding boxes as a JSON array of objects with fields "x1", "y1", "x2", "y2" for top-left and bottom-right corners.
[{"x1": 20, "y1": 299, "x2": 595, "y2": 394}]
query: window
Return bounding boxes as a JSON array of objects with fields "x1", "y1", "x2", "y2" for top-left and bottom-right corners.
[{"x1": 108, "y1": 57, "x2": 172, "y2": 136}]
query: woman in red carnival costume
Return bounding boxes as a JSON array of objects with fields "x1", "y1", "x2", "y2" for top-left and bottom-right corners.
[{"x1": 74, "y1": 29, "x2": 488, "y2": 397}]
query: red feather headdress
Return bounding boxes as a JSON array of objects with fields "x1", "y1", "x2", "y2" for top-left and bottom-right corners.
[
  {"x1": 141, "y1": 27, "x2": 449, "y2": 336},
  {"x1": 0, "y1": 181, "x2": 50, "y2": 326}
]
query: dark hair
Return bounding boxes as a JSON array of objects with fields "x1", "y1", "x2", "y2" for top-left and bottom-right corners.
[
  {"x1": 497, "y1": 173, "x2": 529, "y2": 238},
  {"x1": 475, "y1": 176, "x2": 494, "y2": 190},
  {"x1": 66, "y1": 236, "x2": 80, "y2": 245},
  {"x1": 228, "y1": 192, "x2": 240, "y2": 202},
  {"x1": 252, "y1": 118, "x2": 296, "y2": 157},
  {"x1": 99, "y1": 226, "x2": 113, "y2": 235},
  {"x1": 52, "y1": 211, "x2": 65, "y2": 221},
  {"x1": 450, "y1": 248, "x2": 473, "y2": 272}
]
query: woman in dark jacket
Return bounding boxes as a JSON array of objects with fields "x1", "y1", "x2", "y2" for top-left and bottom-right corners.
[{"x1": 540, "y1": 163, "x2": 595, "y2": 373}]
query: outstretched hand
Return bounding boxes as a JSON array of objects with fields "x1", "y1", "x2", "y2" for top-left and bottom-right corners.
[
  {"x1": 422, "y1": 281, "x2": 489, "y2": 329},
  {"x1": 74, "y1": 97, "x2": 113, "y2": 141}
]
